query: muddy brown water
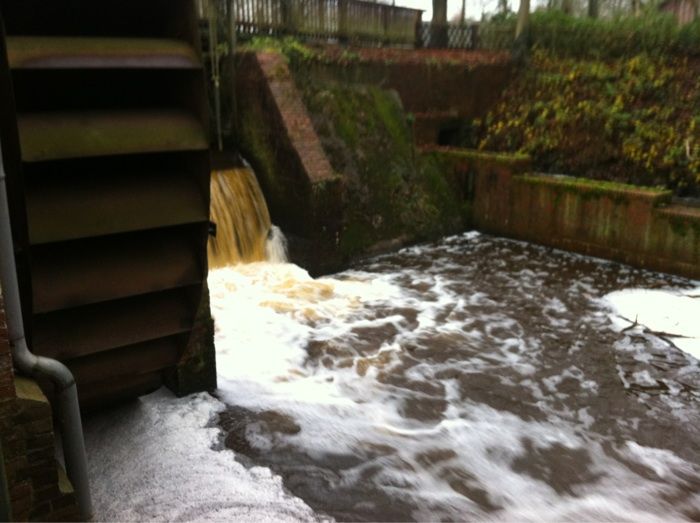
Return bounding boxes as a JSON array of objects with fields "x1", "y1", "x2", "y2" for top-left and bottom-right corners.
[{"x1": 215, "y1": 233, "x2": 700, "y2": 522}]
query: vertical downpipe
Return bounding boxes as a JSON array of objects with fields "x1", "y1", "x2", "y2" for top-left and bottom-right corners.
[{"x1": 0, "y1": 145, "x2": 93, "y2": 520}]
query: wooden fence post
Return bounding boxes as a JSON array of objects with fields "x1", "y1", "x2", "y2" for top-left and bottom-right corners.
[
  {"x1": 338, "y1": 0, "x2": 349, "y2": 43},
  {"x1": 414, "y1": 12, "x2": 423, "y2": 48},
  {"x1": 281, "y1": 0, "x2": 294, "y2": 34},
  {"x1": 471, "y1": 22, "x2": 479, "y2": 50},
  {"x1": 381, "y1": 4, "x2": 389, "y2": 45}
]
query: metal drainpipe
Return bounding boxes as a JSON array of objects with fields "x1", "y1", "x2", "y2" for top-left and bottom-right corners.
[{"x1": 0, "y1": 145, "x2": 93, "y2": 520}]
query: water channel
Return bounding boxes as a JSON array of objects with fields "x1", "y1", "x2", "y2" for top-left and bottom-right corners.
[{"x1": 209, "y1": 230, "x2": 700, "y2": 521}]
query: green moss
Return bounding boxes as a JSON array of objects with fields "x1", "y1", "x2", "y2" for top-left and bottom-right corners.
[
  {"x1": 298, "y1": 79, "x2": 463, "y2": 258},
  {"x1": 240, "y1": 37, "x2": 318, "y2": 67},
  {"x1": 516, "y1": 173, "x2": 672, "y2": 204},
  {"x1": 665, "y1": 213, "x2": 700, "y2": 239},
  {"x1": 237, "y1": 103, "x2": 281, "y2": 195},
  {"x1": 432, "y1": 148, "x2": 531, "y2": 165}
]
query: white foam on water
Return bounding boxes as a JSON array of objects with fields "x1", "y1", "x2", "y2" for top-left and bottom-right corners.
[
  {"x1": 83, "y1": 232, "x2": 700, "y2": 521},
  {"x1": 84, "y1": 389, "x2": 315, "y2": 522},
  {"x1": 605, "y1": 287, "x2": 700, "y2": 360},
  {"x1": 265, "y1": 225, "x2": 289, "y2": 263},
  {"x1": 207, "y1": 233, "x2": 700, "y2": 521}
]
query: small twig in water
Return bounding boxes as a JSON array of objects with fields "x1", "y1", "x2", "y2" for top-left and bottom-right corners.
[
  {"x1": 621, "y1": 314, "x2": 639, "y2": 332},
  {"x1": 617, "y1": 314, "x2": 687, "y2": 350}
]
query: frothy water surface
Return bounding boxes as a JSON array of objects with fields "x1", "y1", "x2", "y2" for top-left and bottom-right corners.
[{"x1": 210, "y1": 232, "x2": 700, "y2": 521}]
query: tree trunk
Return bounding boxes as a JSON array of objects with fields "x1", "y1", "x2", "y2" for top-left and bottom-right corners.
[
  {"x1": 562, "y1": 0, "x2": 573, "y2": 14},
  {"x1": 514, "y1": 0, "x2": 530, "y2": 61},
  {"x1": 499, "y1": 0, "x2": 509, "y2": 14},
  {"x1": 631, "y1": 0, "x2": 640, "y2": 15},
  {"x1": 429, "y1": 0, "x2": 448, "y2": 48},
  {"x1": 516, "y1": 0, "x2": 530, "y2": 39},
  {"x1": 588, "y1": 0, "x2": 599, "y2": 17}
]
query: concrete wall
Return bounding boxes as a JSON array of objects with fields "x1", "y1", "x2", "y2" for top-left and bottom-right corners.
[
  {"x1": 431, "y1": 147, "x2": 700, "y2": 280},
  {"x1": 0, "y1": 294, "x2": 79, "y2": 521}
]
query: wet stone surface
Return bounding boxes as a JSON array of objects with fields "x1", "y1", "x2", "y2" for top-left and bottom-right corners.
[{"x1": 214, "y1": 233, "x2": 700, "y2": 521}]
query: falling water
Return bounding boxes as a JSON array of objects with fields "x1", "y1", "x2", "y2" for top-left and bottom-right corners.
[
  {"x1": 208, "y1": 168, "x2": 287, "y2": 268},
  {"x1": 204, "y1": 167, "x2": 700, "y2": 521},
  {"x1": 208, "y1": 233, "x2": 700, "y2": 522}
]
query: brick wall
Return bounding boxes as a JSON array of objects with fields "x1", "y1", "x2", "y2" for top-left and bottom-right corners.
[
  {"x1": 296, "y1": 49, "x2": 513, "y2": 146},
  {"x1": 235, "y1": 51, "x2": 344, "y2": 274},
  {"x1": 0, "y1": 295, "x2": 16, "y2": 400},
  {"x1": 430, "y1": 147, "x2": 700, "y2": 280},
  {"x1": 0, "y1": 291, "x2": 80, "y2": 521}
]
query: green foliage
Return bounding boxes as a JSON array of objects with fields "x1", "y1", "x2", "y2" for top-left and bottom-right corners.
[
  {"x1": 474, "y1": 50, "x2": 700, "y2": 195},
  {"x1": 242, "y1": 36, "x2": 318, "y2": 63},
  {"x1": 478, "y1": 11, "x2": 700, "y2": 58}
]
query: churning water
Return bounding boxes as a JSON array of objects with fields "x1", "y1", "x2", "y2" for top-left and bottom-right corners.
[{"x1": 209, "y1": 232, "x2": 700, "y2": 522}]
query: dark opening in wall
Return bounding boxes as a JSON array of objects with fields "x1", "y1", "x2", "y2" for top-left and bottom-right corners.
[
  {"x1": 437, "y1": 120, "x2": 461, "y2": 146},
  {"x1": 437, "y1": 118, "x2": 482, "y2": 148}
]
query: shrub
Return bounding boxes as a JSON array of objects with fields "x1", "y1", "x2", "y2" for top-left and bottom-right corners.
[{"x1": 472, "y1": 50, "x2": 700, "y2": 196}]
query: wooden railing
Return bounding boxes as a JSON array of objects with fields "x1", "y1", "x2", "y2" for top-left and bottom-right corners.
[
  {"x1": 418, "y1": 22, "x2": 479, "y2": 49},
  {"x1": 197, "y1": 0, "x2": 423, "y2": 46}
]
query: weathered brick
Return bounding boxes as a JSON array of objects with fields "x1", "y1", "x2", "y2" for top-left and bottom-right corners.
[
  {"x1": 26, "y1": 445, "x2": 55, "y2": 464},
  {"x1": 0, "y1": 294, "x2": 15, "y2": 400},
  {"x1": 34, "y1": 483, "x2": 60, "y2": 503},
  {"x1": 3, "y1": 436, "x2": 26, "y2": 457},
  {"x1": 50, "y1": 492, "x2": 77, "y2": 511},
  {"x1": 24, "y1": 417, "x2": 53, "y2": 435},
  {"x1": 10, "y1": 481, "x2": 33, "y2": 515},
  {"x1": 4, "y1": 456, "x2": 28, "y2": 482},
  {"x1": 25, "y1": 432, "x2": 55, "y2": 452},
  {"x1": 0, "y1": 308, "x2": 79, "y2": 522},
  {"x1": 28, "y1": 501, "x2": 52, "y2": 521},
  {"x1": 46, "y1": 504, "x2": 81, "y2": 522},
  {"x1": 22, "y1": 465, "x2": 58, "y2": 488}
]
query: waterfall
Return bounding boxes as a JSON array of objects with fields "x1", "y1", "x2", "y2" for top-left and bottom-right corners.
[{"x1": 208, "y1": 168, "x2": 287, "y2": 268}]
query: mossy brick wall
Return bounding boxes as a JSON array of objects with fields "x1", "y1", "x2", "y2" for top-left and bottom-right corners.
[
  {"x1": 421, "y1": 146, "x2": 532, "y2": 228},
  {"x1": 434, "y1": 148, "x2": 700, "y2": 280},
  {"x1": 300, "y1": 83, "x2": 463, "y2": 260},
  {"x1": 501, "y1": 175, "x2": 699, "y2": 279},
  {"x1": 0, "y1": 295, "x2": 79, "y2": 521},
  {"x1": 294, "y1": 50, "x2": 513, "y2": 146},
  {"x1": 234, "y1": 51, "x2": 343, "y2": 275}
]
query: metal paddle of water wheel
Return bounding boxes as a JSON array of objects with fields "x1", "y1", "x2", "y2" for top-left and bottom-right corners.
[{"x1": 0, "y1": 0, "x2": 216, "y2": 410}]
